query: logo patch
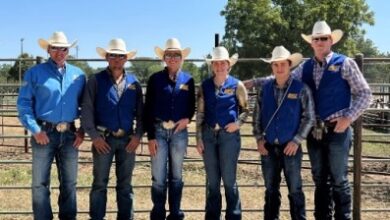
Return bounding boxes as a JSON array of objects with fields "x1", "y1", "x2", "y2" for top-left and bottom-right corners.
[
  {"x1": 328, "y1": 65, "x2": 340, "y2": 72},
  {"x1": 179, "y1": 84, "x2": 188, "y2": 91},
  {"x1": 287, "y1": 93, "x2": 298, "y2": 99},
  {"x1": 127, "y1": 84, "x2": 136, "y2": 90},
  {"x1": 224, "y1": 88, "x2": 235, "y2": 95}
]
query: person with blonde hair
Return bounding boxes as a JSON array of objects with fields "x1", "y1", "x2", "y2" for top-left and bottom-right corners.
[{"x1": 196, "y1": 46, "x2": 249, "y2": 220}]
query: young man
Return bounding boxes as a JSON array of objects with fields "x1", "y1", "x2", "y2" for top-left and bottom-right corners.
[
  {"x1": 17, "y1": 31, "x2": 85, "y2": 220},
  {"x1": 248, "y1": 21, "x2": 372, "y2": 220},
  {"x1": 253, "y1": 46, "x2": 315, "y2": 220},
  {"x1": 81, "y1": 38, "x2": 143, "y2": 220}
]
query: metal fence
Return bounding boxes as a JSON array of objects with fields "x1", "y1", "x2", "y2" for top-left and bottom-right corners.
[{"x1": 0, "y1": 56, "x2": 389, "y2": 219}]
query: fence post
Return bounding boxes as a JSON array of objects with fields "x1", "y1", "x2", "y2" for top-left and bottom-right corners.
[
  {"x1": 353, "y1": 53, "x2": 364, "y2": 220},
  {"x1": 214, "y1": 33, "x2": 219, "y2": 47}
]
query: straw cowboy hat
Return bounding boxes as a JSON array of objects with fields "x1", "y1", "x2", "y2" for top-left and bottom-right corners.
[
  {"x1": 206, "y1": 46, "x2": 239, "y2": 66},
  {"x1": 301, "y1": 21, "x2": 343, "y2": 45},
  {"x1": 96, "y1": 38, "x2": 136, "y2": 59},
  {"x1": 38, "y1": 31, "x2": 77, "y2": 50},
  {"x1": 154, "y1": 38, "x2": 191, "y2": 59},
  {"x1": 261, "y1": 46, "x2": 303, "y2": 68}
]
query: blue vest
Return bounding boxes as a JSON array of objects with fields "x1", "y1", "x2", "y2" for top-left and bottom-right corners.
[
  {"x1": 202, "y1": 76, "x2": 239, "y2": 128},
  {"x1": 261, "y1": 79, "x2": 303, "y2": 145},
  {"x1": 302, "y1": 53, "x2": 351, "y2": 120},
  {"x1": 152, "y1": 70, "x2": 193, "y2": 122},
  {"x1": 95, "y1": 71, "x2": 138, "y2": 133}
]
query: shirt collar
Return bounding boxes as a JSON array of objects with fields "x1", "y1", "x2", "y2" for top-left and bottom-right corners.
[{"x1": 313, "y1": 51, "x2": 334, "y2": 65}]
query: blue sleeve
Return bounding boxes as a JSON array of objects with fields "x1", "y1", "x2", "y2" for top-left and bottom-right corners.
[{"x1": 17, "y1": 68, "x2": 41, "y2": 134}]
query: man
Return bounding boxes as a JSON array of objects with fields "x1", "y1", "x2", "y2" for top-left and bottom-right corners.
[
  {"x1": 81, "y1": 38, "x2": 143, "y2": 220},
  {"x1": 144, "y1": 38, "x2": 195, "y2": 220},
  {"x1": 248, "y1": 21, "x2": 372, "y2": 220},
  {"x1": 253, "y1": 46, "x2": 315, "y2": 220},
  {"x1": 17, "y1": 31, "x2": 85, "y2": 220}
]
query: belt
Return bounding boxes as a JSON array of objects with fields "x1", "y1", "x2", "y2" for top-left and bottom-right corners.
[
  {"x1": 206, "y1": 123, "x2": 222, "y2": 132},
  {"x1": 96, "y1": 126, "x2": 128, "y2": 138},
  {"x1": 324, "y1": 120, "x2": 337, "y2": 128},
  {"x1": 37, "y1": 120, "x2": 75, "y2": 133}
]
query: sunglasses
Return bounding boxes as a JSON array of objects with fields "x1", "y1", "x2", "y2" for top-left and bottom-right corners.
[
  {"x1": 164, "y1": 53, "x2": 182, "y2": 59},
  {"x1": 108, "y1": 53, "x2": 126, "y2": 59},
  {"x1": 50, "y1": 46, "x2": 68, "y2": 52},
  {"x1": 312, "y1": 37, "x2": 329, "y2": 42}
]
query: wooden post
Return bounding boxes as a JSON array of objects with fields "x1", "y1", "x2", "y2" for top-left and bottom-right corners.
[
  {"x1": 214, "y1": 33, "x2": 219, "y2": 47},
  {"x1": 353, "y1": 53, "x2": 364, "y2": 220}
]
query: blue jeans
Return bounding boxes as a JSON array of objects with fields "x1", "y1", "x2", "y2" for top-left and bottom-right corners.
[
  {"x1": 90, "y1": 135, "x2": 136, "y2": 220},
  {"x1": 307, "y1": 127, "x2": 352, "y2": 220},
  {"x1": 261, "y1": 143, "x2": 306, "y2": 220},
  {"x1": 31, "y1": 128, "x2": 78, "y2": 220},
  {"x1": 202, "y1": 126, "x2": 242, "y2": 220},
  {"x1": 150, "y1": 124, "x2": 188, "y2": 220}
]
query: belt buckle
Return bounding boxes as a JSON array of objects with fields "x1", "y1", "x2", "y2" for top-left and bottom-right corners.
[
  {"x1": 214, "y1": 124, "x2": 221, "y2": 131},
  {"x1": 112, "y1": 129, "x2": 126, "y2": 137},
  {"x1": 56, "y1": 122, "x2": 69, "y2": 133},
  {"x1": 162, "y1": 120, "x2": 175, "y2": 129}
]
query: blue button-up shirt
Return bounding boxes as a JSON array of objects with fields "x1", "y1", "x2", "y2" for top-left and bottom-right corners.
[{"x1": 17, "y1": 58, "x2": 86, "y2": 134}]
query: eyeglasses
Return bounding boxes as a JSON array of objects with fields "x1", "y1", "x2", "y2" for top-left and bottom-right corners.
[
  {"x1": 108, "y1": 53, "x2": 126, "y2": 59},
  {"x1": 50, "y1": 46, "x2": 68, "y2": 52},
  {"x1": 164, "y1": 53, "x2": 182, "y2": 60},
  {"x1": 312, "y1": 37, "x2": 329, "y2": 42}
]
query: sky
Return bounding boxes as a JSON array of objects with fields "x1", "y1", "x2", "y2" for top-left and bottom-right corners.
[{"x1": 0, "y1": 0, "x2": 389, "y2": 67}]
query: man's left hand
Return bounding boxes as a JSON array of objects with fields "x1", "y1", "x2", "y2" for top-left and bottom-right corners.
[
  {"x1": 331, "y1": 117, "x2": 352, "y2": 133},
  {"x1": 73, "y1": 129, "x2": 84, "y2": 148},
  {"x1": 126, "y1": 136, "x2": 140, "y2": 153},
  {"x1": 174, "y1": 118, "x2": 190, "y2": 134},
  {"x1": 283, "y1": 141, "x2": 299, "y2": 156},
  {"x1": 225, "y1": 122, "x2": 240, "y2": 133}
]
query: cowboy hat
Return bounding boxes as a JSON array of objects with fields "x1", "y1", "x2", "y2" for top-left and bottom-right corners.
[
  {"x1": 261, "y1": 46, "x2": 303, "y2": 68},
  {"x1": 38, "y1": 31, "x2": 77, "y2": 50},
  {"x1": 206, "y1": 46, "x2": 238, "y2": 66},
  {"x1": 96, "y1": 38, "x2": 136, "y2": 59},
  {"x1": 154, "y1": 38, "x2": 191, "y2": 59},
  {"x1": 301, "y1": 20, "x2": 343, "y2": 45}
]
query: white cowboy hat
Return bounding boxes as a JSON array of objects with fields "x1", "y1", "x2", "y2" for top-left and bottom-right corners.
[
  {"x1": 301, "y1": 21, "x2": 343, "y2": 45},
  {"x1": 38, "y1": 31, "x2": 77, "y2": 50},
  {"x1": 206, "y1": 46, "x2": 238, "y2": 66},
  {"x1": 96, "y1": 38, "x2": 136, "y2": 59},
  {"x1": 261, "y1": 46, "x2": 303, "y2": 68},
  {"x1": 154, "y1": 38, "x2": 191, "y2": 59}
]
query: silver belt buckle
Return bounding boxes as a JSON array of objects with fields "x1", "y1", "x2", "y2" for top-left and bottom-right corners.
[
  {"x1": 162, "y1": 120, "x2": 175, "y2": 129},
  {"x1": 214, "y1": 124, "x2": 221, "y2": 131},
  {"x1": 274, "y1": 138, "x2": 279, "y2": 145},
  {"x1": 56, "y1": 122, "x2": 69, "y2": 133},
  {"x1": 112, "y1": 129, "x2": 126, "y2": 137}
]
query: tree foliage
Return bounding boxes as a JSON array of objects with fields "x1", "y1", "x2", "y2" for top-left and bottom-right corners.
[
  {"x1": 8, "y1": 53, "x2": 36, "y2": 82},
  {"x1": 221, "y1": 0, "x2": 375, "y2": 79}
]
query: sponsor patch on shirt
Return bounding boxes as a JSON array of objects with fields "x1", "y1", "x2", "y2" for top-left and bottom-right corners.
[
  {"x1": 127, "y1": 84, "x2": 136, "y2": 90},
  {"x1": 287, "y1": 93, "x2": 298, "y2": 99},
  {"x1": 224, "y1": 88, "x2": 235, "y2": 95},
  {"x1": 328, "y1": 65, "x2": 340, "y2": 72},
  {"x1": 179, "y1": 84, "x2": 188, "y2": 91}
]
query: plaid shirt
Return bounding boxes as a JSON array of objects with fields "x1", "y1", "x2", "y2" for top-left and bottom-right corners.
[
  {"x1": 254, "y1": 52, "x2": 372, "y2": 121},
  {"x1": 252, "y1": 77, "x2": 315, "y2": 145}
]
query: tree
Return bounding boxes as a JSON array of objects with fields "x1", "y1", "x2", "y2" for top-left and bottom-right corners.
[
  {"x1": 221, "y1": 0, "x2": 374, "y2": 79},
  {"x1": 0, "y1": 64, "x2": 12, "y2": 83},
  {"x1": 67, "y1": 56, "x2": 95, "y2": 76},
  {"x1": 129, "y1": 58, "x2": 163, "y2": 84},
  {"x1": 8, "y1": 53, "x2": 35, "y2": 83}
]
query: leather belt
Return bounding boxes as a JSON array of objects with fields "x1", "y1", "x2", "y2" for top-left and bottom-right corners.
[
  {"x1": 97, "y1": 126, "x2": 128, "y2": 138},
  {"x1": 38, "y1": 120, "x2": 75, "y2": 133}
]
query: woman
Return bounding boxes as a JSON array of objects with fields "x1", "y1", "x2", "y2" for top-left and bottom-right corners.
[
  {"x1": 196, "y1": 46, "x2": 249, "y2": 220},
  {"x1": 144, "y1": 38, "x2": 196, "y2": 220}
]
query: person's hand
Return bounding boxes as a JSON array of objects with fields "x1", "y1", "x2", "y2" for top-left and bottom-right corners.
[
  {"x1": 257, "y1": 139, "x2": 268, "y2": 156},
  {"x1": 73, "y1": 129, "x2": 84, "y2": 148},
  {"x1": 284, "y1": 141, "x2": 299, "y2": 156},
  {"x1": 243, "y1": 79, "x2": 254, "y2": 89},
  {"x1": 330, "y1": 117, "x2": 352, "y2": 133},
  {"x1": 148, "y1": 139, "x2": 158, "y2": 157},
  {"x1": 225, "y1": 122, "x2": 240, "y2": 133},
  {"x1": 33, "y1": 131, "x2": 50, "y2": 145},
  {"x1": 196, "y1": 140, "x2": 204, "y2": 155},
  {"x1": 92, "y1": 137, "x2": 111, "y2": 154},
  {"x1": 174, "y1": 118, "x2": 189, "y2": 134},
  {"x1": 126, "y1": 136, "x2": 140, "y2": 153}
]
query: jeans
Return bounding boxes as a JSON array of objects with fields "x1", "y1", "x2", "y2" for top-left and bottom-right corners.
[
  {"x1": 307, "y1": 127, "x2": 352, "y2": 220},
  {"x1": 90, "y1": 135, "x2": 136, "y2": 220},
  {"x1": 31, "y1": 128, "x2": 78, "y2": 220},
  {"x1": 150, "y1": 124, "x2": 188, "y2": 220},
  {"x1": 202, "y1": 126, "x2": 242, "y2": 220},
  {"x1": 261, "y1": 143, "x2": 306, "y2": 220}
]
